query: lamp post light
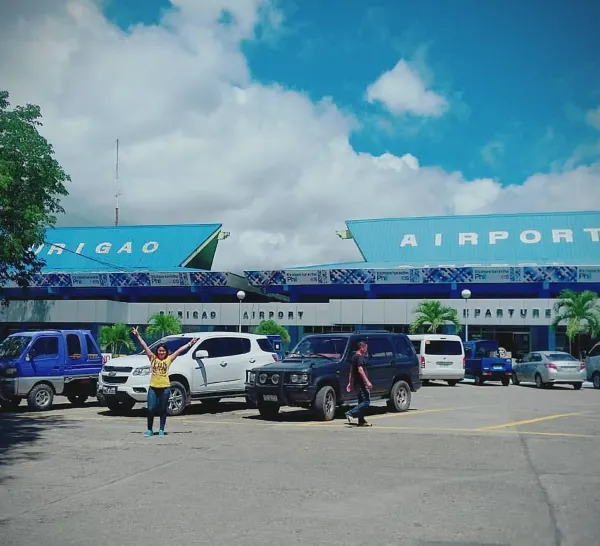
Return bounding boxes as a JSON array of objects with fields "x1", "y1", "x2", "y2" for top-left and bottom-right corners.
[
  {"x1": 461, "y1": 289, "x2": 472, "y2": 342},
  {"x1": 236, "y1": 290, "x2": 246, "y2": 332}
]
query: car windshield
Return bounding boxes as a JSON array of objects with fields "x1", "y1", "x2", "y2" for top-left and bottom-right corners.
[
  {"x1": 546, "y1": 353, "x2": 578, "y2": 361},
  {"x1": 140, "y1": 337, "x2": 194, "y2": 356},
  {"x1": 0, "y1": 336, "x2": 30, "y2": 358},
  {"x1": 474, "y1": 342, "x2": 499, "y2": 358},
  {"x1": 288, "y1": 336, "x2": 349, "y2": 359}
]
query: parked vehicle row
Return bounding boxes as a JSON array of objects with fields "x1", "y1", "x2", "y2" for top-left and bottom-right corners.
[{"x1": 1, "y1": 328, "x2": 597, "y2": 416}]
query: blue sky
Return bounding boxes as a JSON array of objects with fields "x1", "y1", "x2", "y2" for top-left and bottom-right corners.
[{"x1": 104, "y1": 0, "x2": 600, "y2": 187}]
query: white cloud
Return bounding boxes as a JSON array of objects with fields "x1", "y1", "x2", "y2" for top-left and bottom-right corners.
[
  {"x1": 366, "y1": 59, "x2": 448, "y2": 117},
  {"x1": 1, "y1": 0, "x2": 599, "y2": 273},
  {"x1": 586, "y1": 106, "x2": 600, "y2": 130},
  {"x1": 481, "y1": 140, "x2": 505, "y2": 167}
]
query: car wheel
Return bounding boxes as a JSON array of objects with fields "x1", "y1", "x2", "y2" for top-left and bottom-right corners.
[
  {"x1": 535, "y1": 374, "x2": 545, "y2": 389},
  {"x1": 474, "y1": 375, "x2": 484, "y2": 386},
  {"x1": 257, "y1": 402, "x2": 280, "y2": 420},
  {"x1": 572, "y1": 382, "x2": 583, "y2": 390},
  {"x1": 593, "y1": 372, "x2": 600, "y2": 390},
  {"x1": 501, "y1": 377, "x2": 510, "y2": 387},
  {"x1": 67, "y1": 394, "x2": 89, "y2": 407},
  {"x1": 313, "y1": 386, "x2": 337, "y2": 421},
  {"x1": 0, "y1": 397, "x2": 22, "y2": 411},
  {"x1": 106, "y1": 399, "x2": 135, "y2": 414},
  {"x1": 167, "y1": 381, "x2": 188, "y2": 416},
  {"x1": 389, "y1": 380, "x2": 411, "y2": 412},
  {"x1": 447, "y1": 380, "x2": 458, "y2": 386},
  {"x1": 27, "y1": 383, "x2": 54, "y2": 411},
  {"x1": 511, "y1": 372, "x2": 520, "y2": 386}
]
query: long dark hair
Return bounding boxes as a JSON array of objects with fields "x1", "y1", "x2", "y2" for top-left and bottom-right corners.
[{"x1": 155, "y1": 343, "x2": 169, "y2": 358}]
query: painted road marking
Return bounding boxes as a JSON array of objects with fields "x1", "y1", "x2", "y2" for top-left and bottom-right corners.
[{"x1": 475, "y1": 412, "x2": 583, "y2": 431}]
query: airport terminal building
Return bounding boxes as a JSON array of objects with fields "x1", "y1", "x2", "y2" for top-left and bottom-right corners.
[{"x1": 1, "y1": 211, "x2": 599, "y2": 357}]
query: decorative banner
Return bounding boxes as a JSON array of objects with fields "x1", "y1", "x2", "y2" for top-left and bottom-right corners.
[
  {"x1": 472, "y1": 267, "x2": 516, "y2": 283},
  {"x1": 189, "y1": 272, "x2": 229, "y2": 287},
  {"x1": 329, "y1": 269, "x2": 375, "y2": 285},
  {"x1": 577, "y1": 267, "x2": 600, "y2": 282},
  {"x1": 375, "y1": 269, "x2": 422, "y2": 284},
  {"x1": 149, "y1": 272, "x2": 190, "y2": 286},
  {"x1": 71, "y1": 273, "x2": 110, "y2": 287},
  {"x1": 421, "y1": 267, "x2": 473, "y2": 284},
  {"x1": 285, "y1": 270, "x2": 330, "y2": 285}
]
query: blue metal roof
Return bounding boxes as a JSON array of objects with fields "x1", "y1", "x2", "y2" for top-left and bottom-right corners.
[
  {"x1": 345, "y1": 211, "x2": 600, "y2": 266},
  {"x1": 35, "y1": 224, "x2": 222, "y2": 272}
]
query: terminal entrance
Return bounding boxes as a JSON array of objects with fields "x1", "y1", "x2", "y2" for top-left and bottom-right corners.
[{"x1": 467, "y1": 327, "x2": 530, "y2": 358}]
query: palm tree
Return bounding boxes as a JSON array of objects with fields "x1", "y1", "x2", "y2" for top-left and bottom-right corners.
[
  {"x1": 254, "y1": 319, "x2": 291, "y2": 345},
  {"x1": 409, "y1": 300, "x2": 462, "y2": 334},
  {"x1": 99, "y1": 323, "x2": 135, "y2": 356},
  {"x1": 552, "y1": 290, "x2": 600, "y2": 357},
  {"x1": 145, "y1": 312, "x2": 182, "y2": 340}
]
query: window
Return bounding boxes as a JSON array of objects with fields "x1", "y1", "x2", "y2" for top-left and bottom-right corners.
[
  {"x1": 425, "y1": 340, "x2": 463, "y2": 356},
  {"x1": 0, "y1": 336, "x2": 30, "y2": 358},
  {"x1": 546, "y1": 353, "x2": 577, "y2": 361},
  {"x1": 257, "y1": 338, "x2": 275, "y2": 353},
  {"x1": 32, "y1": 336, "x2": 59, "y2": 357},
  {"x1": 531, "y1": 353, "x2": 542, "y2": 362},
  {"x1": 67, "y1": 334, "x2": 82, "y2": 359},
  {"x1": 85, "y1": 335, "x2": 99, "y2": 358},
  {"x1": 367, "y1": 337, "x2": 394, "y2": 360},
  {"x1": 146, "y1": 338, "x2": 194, "y2": 356},
  {"x1": 588, "y1": 344, "x2": 600, "y2": 357},
  {"x1": 410, "y1": 340, "x2": 421, "y2": 354},
  {"x1": 289, "y1": 336, "x2": 349, "y2": 359},
  {"x1": 392, "y1": 336, "x2": 413, "y2": 358},
  {"x1": 197, "y1": 337, "x2": 251, "y2": 358}
]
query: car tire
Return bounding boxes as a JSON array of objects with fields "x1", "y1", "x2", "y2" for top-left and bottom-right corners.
[
  {"x1": 592, "y1": 372, "x2": 600, "y2": 390},
  {"x1": 0, "y1": 396, "x2": 22, "y2": 411},
  {"x1": 27, "y1": 383, "x2": 54, "y2": 412},
  {"x1": 511, "y1": 372, "x2": 520, "y2": 386},
  {"x1": 312, "y1": 386, "x2": 337, "y2": 421},
  {"x1": 447, "y1": 380, "x2": 458, "y2": 386},
  {"x1": 67, "y1": 394, "x2": 89, "y2": 407},
  {"x1": 474, "y1": 375, "x2": 484, "y2": 386},
  {"x1": 167, "y1": 381, "x2": 188, "y2": 416},
  {"x1": 257, "y1": 401, "x2": 280, "y2": 420},
  {"x1": 501, "y1": 377, "x2": 510, "y2": 387},
  {"x1": 535, "y1": 374, "x2": 545, "y2": 389},
  {"x1": 389, "y1": 380, "x2": 411, "y2": 412},
  {"x1": 572, "y1": 382, "x2": 583, "y2": 390},
  {"x1": 106, "y1": 399, "x2": 136, "y2": 414}
]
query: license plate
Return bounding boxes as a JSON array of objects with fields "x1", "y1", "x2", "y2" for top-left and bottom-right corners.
[
  {"x1": 493, "y1": 366, "x2": 503, "y2": 370},
  {"x1": 436, "y1": 361, "x2": 450, "y2": 366},
  {"x1": 263, "y1": 394, "x2": 278, "y2": 402},
  {"x1": 102, "y1": 386, "x2": 116, "y2": 395}
]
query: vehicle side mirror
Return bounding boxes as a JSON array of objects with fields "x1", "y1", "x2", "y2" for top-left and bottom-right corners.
[
  {"x1": 27, "y1": 349, "x2": 37, "y2": 361},
  {"x1": 194, "y1": 349, "x2": 209, "y2": 359},
  {"x1": 284, "y1": 351, "x2": 290, "y2": 357}
]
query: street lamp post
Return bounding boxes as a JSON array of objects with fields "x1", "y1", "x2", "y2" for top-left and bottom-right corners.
[
  {"x1": 461, "y1": 289, "x2": 472, "y2": 342},
  {"x1": 236, "y1": 290, "x2": 246, "y2": 332}
]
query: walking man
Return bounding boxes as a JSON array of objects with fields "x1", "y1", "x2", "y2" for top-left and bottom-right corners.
[{"x1": 345, "y1": 340, "x2": 373, "y2": 427}]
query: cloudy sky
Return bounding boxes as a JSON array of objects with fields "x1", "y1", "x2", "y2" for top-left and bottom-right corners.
[{"x1": 2, "y1": 0, "x2": 600, "y2": 272}]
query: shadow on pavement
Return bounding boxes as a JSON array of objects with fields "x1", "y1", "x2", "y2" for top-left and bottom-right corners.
[
  {"x1": 0, "y1": 411, "x2": 74, "y2": 484},
  {"x1": 96, "y1": 399, "x2": 251, "y2": 418},
  {"x1": 242, "y1": 405, "x2": 420, "y2": 423}
]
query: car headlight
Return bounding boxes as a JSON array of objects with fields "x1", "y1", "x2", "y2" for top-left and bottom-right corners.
[
  {"x1": 133, "y1": 366, "x2": 150, "y2": 376},
  {"x1": 271, "y1": 373, "x2": 280, "y2": 385},
  {"x1": 289, "y1": 373, "x2": 309, "y2": 384},
  {"x1": 3, "y1": 367, "x2": 17, "y2": 377},
  {"x1": 259, "y1": 373, "x2": 268, "y2": 384},
  {"x1": 248, "y1": 371, "x2": 256, "y2": 384}
]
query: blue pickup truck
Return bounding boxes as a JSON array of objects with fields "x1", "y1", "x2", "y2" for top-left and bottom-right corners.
[
  {"x1": 0, "y1": 330, "x2": 104, "y2": 411},
  {"x1": 464, "y1": 339, "x2": 513, "y2": 386}
]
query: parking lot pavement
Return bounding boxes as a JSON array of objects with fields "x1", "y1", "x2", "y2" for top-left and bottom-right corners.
[{"x1": 1, "y1": 383, "x2": 599, "y2": 546}]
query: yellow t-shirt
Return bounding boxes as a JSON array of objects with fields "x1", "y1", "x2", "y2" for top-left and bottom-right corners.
[{"x1": 149, "y1": 355, "x2": 173, "y2": 388}]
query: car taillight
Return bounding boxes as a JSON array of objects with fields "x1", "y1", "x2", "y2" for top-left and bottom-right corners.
[
  {"x1": 545, "y1": 363, "x2": 558, "y2": 371},
  {"x1": 462, "y1": 356, "x2": 466, "y2": 368},
  {"x1": 420, "y1": 355, "x2": 425, "y2": 369},
  {"x1": 272, "y1": 353, "x2": 278, "y2": 362}
]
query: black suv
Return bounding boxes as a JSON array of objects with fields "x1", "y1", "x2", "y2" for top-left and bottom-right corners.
[{"x1": 245, "y1": 330, "x2": 421, "y2": 421}]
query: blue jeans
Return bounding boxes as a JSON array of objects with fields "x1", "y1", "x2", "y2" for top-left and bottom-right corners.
[
  {"x1": 147, "y1": 387, "x2": 171, "y2": 431},
  {"x1": 347, "y1": 386, "x2": 370, "y2": 422}
]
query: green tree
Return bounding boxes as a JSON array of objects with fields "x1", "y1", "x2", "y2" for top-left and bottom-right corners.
[
  {"x1": 0, "y1": 91, "x2": 70, "y2": 293},
  {"x1": 552, "y1": 289, "x2": 600, "y2": 357},
  {"x1": 409, "y1": 300, "x2": 462, "y2": 334},
  {"x1": 145, "y1": 312, "x2": 182, "y2": 340},
  {"x1": 99, "y1": 324, "x2": 135, "y2": 356},
  {"x1": 254, "y1": 319, "x2": 291, "y2": 345}
]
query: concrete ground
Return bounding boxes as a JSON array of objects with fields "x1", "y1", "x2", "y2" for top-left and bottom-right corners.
[{"x1": 1, "y1": 380, "x2": 599, "y2": 546}]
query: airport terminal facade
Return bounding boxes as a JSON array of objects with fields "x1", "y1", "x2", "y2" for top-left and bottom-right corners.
[{"x1": 1, "y1": 211, "x2": 599, "y2": 357}]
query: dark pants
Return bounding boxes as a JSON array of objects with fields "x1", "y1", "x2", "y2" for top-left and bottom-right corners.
[
  {"x1": 347, "y1": 386, "x2": 370, "y2": 423},
  {"x1": 147, "y1": 387, "x2": 171, "y2": 431}
]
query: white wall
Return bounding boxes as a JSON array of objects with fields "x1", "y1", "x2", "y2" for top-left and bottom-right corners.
[{"x1": 0, "y1": 298, "x2": 560, "y2": 327}]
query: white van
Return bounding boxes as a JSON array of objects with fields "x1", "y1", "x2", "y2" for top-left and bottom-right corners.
[
  {"x1": 407, "y1": 334, "x2": 465, "y2": 386},
  {"x1": 97, "y1": 332, "x2": 278, "y2": 416}
]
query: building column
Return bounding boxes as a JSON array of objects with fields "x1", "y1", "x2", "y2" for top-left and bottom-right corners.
[{"x1": 547, "y1": 326, "x2": 556, "y2": 351}]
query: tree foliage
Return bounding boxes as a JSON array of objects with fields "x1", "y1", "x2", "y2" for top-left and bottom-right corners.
[
  {"x1": 146, "y1": 312, "x2": 182, "y2": 340},
  {"x1": 99, "y1": 323, "x2": 136, "y2": 356},
  {"x1": 409, "y1": 300, "x2": 462, "y2": 334},
  {"x1": 0, "y1": 90, "x2": 70, "y2": 292},
  {"x1": 254, "y1": 319, "x2": 291, "y2": 345},
  {"x1": 552, "y1": 289, "x2": 600, "y2": 356}
]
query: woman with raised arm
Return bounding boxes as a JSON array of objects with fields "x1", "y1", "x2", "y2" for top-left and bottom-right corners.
[{"x1": 131, "y1": 327, "x2": 198, "y2": 437}]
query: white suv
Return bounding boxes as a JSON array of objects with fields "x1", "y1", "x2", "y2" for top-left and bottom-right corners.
[
  {"x1": 586, "y1": 342, "x2": 600, "y2": 389},
  {"x1": 97, "y1": 332, "x2": 278, "y2": 415}
]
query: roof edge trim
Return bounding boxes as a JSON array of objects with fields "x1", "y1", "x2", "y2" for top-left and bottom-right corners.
[{"x1": 180, "y1": 225, "x2": 223, "y2": 268}]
